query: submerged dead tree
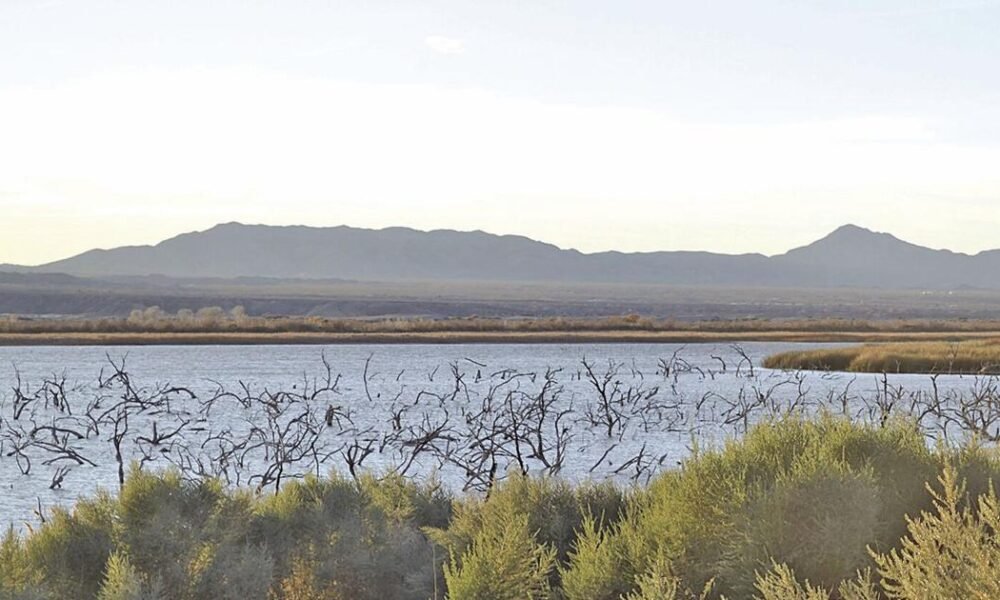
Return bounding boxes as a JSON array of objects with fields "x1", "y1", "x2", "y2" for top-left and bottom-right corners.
[{"x1": 3, "y1": 347, "x2": 1000, "y2": 510}]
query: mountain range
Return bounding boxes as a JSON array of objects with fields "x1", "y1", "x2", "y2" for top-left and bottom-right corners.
[{"x1": 9, "y1": 223, "x2": 1000, "y2": 290}]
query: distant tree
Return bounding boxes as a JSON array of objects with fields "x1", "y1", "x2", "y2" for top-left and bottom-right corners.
[
  {"x1": 230, "y1": 305, "x2": 249, "y2": 323},
  {"x1": 126, "y1": 307, "x2": 165, "y2": 327},
  {"x1": 195, "y1": 306, "x2": 226, "y2": 327}
]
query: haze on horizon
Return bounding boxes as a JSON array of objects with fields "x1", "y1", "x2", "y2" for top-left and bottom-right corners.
[{"x1": 2, "y1": 0, "x2": 999, "y2": 266}]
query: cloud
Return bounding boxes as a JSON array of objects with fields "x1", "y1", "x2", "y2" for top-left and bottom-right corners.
[{"x1": 424, "y1": 35, "x2": 464, "y2": 55}]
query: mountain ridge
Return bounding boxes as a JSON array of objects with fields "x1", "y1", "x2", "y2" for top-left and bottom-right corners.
[{"x1": 12, "y1": 223, "x2": 1000, "y2": 289}]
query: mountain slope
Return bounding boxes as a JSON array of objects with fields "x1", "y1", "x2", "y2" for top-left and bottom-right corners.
[
  {"x1": 25, "y1": 222, "x2": 1000, "y2": 289},
  {"x1": 34, "y1": 222, "x2": 771, "y2": 284},
  {"x1": 771, "y1": 224, "x2": 984, "y2": 288}
]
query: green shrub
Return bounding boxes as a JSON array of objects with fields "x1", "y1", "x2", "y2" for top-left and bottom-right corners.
[
  {"x1": 443, "y1": 510, "x2": 556, "y2": 600},
  {"x1": 249, "y1": 474, "x2": 361, "y2": 571},
  {"x1": 623, "y1": 555, "x2": 681, "y2": 600},
  {"x1": 96, "y1": 551, "x2": 163, "y2": 600},
  {"x1": 359, "y1": 472, "x2": 452, "y2": 529},
  {"x1": 432, "y1": 474, "x2": 624, "y2": 568},
  {"x1": 114, "y1": 467, "x2": 239, "y2": 598},
  {"x1": 723, "y1": 457, "x2": 881, "y2": 593},
  {"x1": 874, "y1": 466, "x2": 1000, "y2": 599},
  {"x1": 185, "y1": 542, "x2": 274, "y2": 600},
  {"x1": 248, "y1": 472, "x2": 445, "y2": 600},
  {"x1": 21, "y1": 495, "x2": 116, "y2": 599},
  {"x1": 562, "y1": 415, "x2": 946, "y2": 597},
  {"x1": 753, "y1": 563, "x2": 832, "y2": 600},
  {"x1": 560, "y1": 515, "x2": 633, "y2": 600},
  {"x1": 0, "y1": 528, "x2": 39, "y2": 599},
  {"x1": 269, "y1": 551, "x2": 341, "y2": 600}
]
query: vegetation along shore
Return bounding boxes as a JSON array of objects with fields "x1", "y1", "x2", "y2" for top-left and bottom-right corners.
[
  {"x1": 4, "y1": 311, "x2": 1000, "y2": 345},
  {"x1": 764, "y1": 339, "x2": 1000, "y2": 374}
]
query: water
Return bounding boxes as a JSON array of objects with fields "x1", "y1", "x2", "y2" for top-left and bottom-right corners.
[{"x1": 0, "y1": 342, "x2": 992, "y2": 528}]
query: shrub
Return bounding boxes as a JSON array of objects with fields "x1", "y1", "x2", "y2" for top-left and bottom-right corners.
[
  {"x1": 724, "y1": 460, "x2": 881, "y2": 593},
  {"x1": 443, "y1": 510, "x2": 556, "y2": 600},
  {"x1": 185, "y1": 542, "x2": 274, "y2": 600},
  {"x1": 0, "y1": 528, "x2": 35, "y2": 599},
  {"x1": 96, "y1": 551, "x2": 163, "y2": 600},
  {"x1": 753, "y1": 563, "x2": 832, "y2": 600},
  {"x1": 114, "y1": 467, "x2": 235, "y2": 596},
  {"x1": 560, "y1": 515, "x2": 634, "y2": 600},
  {"x1": 249, "y1": 472, "x2": 446, "y2": 600},
  {"x1": 431, "y1": 474, "x2": 623, "y2": 569},
  {"x1": 269, "y1": 551, "x2": 342, "y2": 600},
  {"x1": 20, "y1": 496, "x2": 116, "y2": 599},
  {"x1": 874, "y1": 466, "x2": 1000, "y2": 599},
  {"x1": 562, "y1": 415, "x2": 944, "y2": 598},
  {"x1": 623, "y1": 555, "x2": 681, "y2": 600}
]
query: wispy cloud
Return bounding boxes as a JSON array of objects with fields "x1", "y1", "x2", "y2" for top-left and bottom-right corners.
[{"x1": 424, "y1": 35, "x2": 464, "y2": 55}]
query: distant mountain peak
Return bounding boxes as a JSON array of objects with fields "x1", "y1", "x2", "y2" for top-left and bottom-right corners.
[
  {"x1": 771, "y1": 222, "x2": 977, "y2": 290},
  {"x1": 788, "y1": 224, "x2": 907, "y2": 255},
  {"x1": 823, "y1": 224, "x2": 890, "y2": 241},
  {"x1": 830, "y1": 223, "x2": 873, "y2": 235}
]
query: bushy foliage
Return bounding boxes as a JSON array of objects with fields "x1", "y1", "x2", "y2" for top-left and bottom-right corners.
[
  {"x1": 430, "y1": 474, "x2": 624, "y2": 568},
  {"x1": 753, "y1": 563, "x2": 835, "y2": 600},
  {"x1": 560, "y1": 514, "x2": 637, "y2": 599},
  {"x1": 559, "y1": 415, "x2": 989, "y2": 598},
  {"x1": 20, "y1": 495, "x2": 117, "y2": 598},
  {"x1": 247, "y1": 471, "x2": 449, "y2": 600},
  {"x1": 622, "y1": 556, "x2": 682, "y2": 600},
  {"x1": 750, "y1": 465, "x2": 1000, "y2": 599},
  {"x1": 96, "y1": 552, "x2": 163, "y2": 600},
  {"x1": 4, "y1": 418, "x2": 1000, "y2": 599},
  {"x1": 0, "y1": 467, "x2": 450, "y2": 600},
  {"x1": 442, "y1": 510, "x2": 556, "y2": 600},
  {"x1": 268, "y1": 551, "x2": 341, "y2": 600},
  {"x1": 874, "y1": 466, "x2": 1000, "y2": 599}
]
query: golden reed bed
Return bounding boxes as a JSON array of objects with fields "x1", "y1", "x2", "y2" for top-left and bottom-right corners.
[{"x1": 764, "y1": 339, "x2": 1000, "y2": 374}]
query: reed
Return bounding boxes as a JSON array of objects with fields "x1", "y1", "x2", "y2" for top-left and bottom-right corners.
[{"x1": 764, "y1": 339, "x2": 1000, "y2": 374}]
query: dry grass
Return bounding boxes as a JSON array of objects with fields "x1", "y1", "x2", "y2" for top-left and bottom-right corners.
[
  {"x1": 764, "y1": 339, "x2": 1000, "y2": 374},
  {"x1": 4, "y1": 311, "x2": 1000, "y2": 334},
  {"x1": 4, "y1": 311, "x2": 1000, "y2": 345},
  {"x1": 2, "y1": 330, "x2": 1000, "y2": 346}
]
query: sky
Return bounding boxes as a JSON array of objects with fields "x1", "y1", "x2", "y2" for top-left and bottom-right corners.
[{"x1": 2, "y1": 0, "x2": 1000, "y2": 265}]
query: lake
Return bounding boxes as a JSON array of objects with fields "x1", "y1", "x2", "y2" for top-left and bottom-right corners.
[{"x1": 0, "y1": 342, "x2": 992, "y2": 528}]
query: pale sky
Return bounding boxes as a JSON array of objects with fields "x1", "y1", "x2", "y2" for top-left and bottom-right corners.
[{"x1": 2, "y1": 0, "x2": 1000, "y2": 265}]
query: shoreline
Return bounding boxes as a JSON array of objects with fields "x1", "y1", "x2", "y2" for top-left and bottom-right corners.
[{"x1": 1, "y1": 330, "x2": 999, "y2": 346}]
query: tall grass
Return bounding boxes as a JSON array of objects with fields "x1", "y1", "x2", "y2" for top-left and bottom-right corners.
[
  {"x1": 764, "y1": 340, "x2": 1000, "y2": 374},
  {"x1": 2, "y1": 417, "x2": 1000, "y2": 599}
]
